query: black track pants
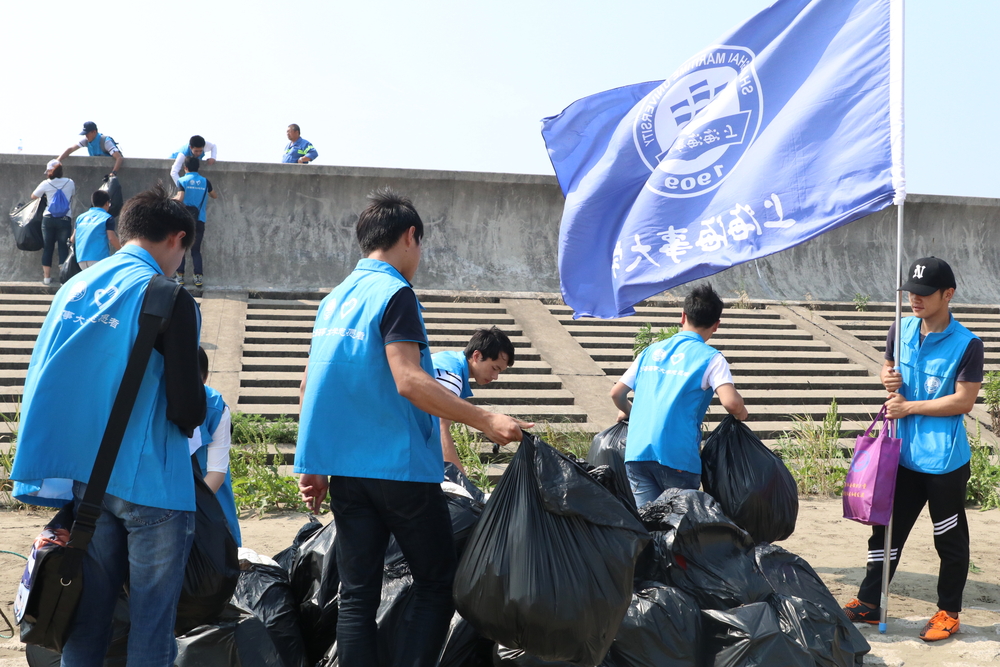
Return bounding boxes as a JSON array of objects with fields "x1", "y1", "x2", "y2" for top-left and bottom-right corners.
[{"x1": 857, "y1": 462, "x2": 970, "y2": 612}]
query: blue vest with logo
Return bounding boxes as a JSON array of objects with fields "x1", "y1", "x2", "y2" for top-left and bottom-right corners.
[
  {"x1": 897, "y1": 315, "x2": 977, "y2": 474},
  {"x1": 294, "y1": 259, "x2": 442, "y2": 482},
  {"x1": 171, "y1": 145, "x2": 207, "y2": 160},
  {"x1": 87, "y1": 133, "x2": 111, "y2": 156},
  {"x1": 11, "y1": 246, "x2": 199, "y2": 510},
  {"x1": 178, "y1": 172, "x2": 210, "y2": 222},
  {"x1": 194, "y1": 386, "x2": 241, "y2": 545},
  {"x1": 625, "y1": 331, "x2": 718, "y2": 474},
  {"x1": 432, "y1": 350, "x2": 473, "y2": 399},
  {"x1": 75, "y1": 207, "x2": 113, "y2": 263}
]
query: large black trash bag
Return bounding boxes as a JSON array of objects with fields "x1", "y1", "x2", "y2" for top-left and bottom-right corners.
[
  {"x1": 771, "y1": 595, "x2": 862, "y2": 667},
  {"x1": 453, "y1": 433, "x2": 649, "y2": 666},
  {"x1": 175, "y1": 603, "x2": 284, "y2": 667},
  {"x1": 602, "y1": 583, "x2": 701, "y2": 667},
  {"x1": 636, "y1": 489, "x2": 772, "y2": 610},
  {"x1": 445, "y1": 461, "x2": 487, "y2": 504},
  {"x1": 701, "y1": 416, "x2": 798, "y2": 544},
  {"x1": 586, "y1": 421, "x2": 635, "y2": 513},
  {"x1": 99, "y1": 173, "x2": 124, "y2": 217},
  {"x1": 702, "y1": 601, "x2": 813, "y2": 667},
  {"x1": 25, "y1": 592, "x2": 130, "y2": 667},
  {"x1": 755, "y1": 544, "x2": 870, "y2": 664},
  {"x1": 287, "y1": 520, "x2": 339, "y2": 664},
  {"x1": 233, "y1": 562, "x2": 308, "y2": 667},
  {"x1": 175, "y1": 470, "x2": 241, "y2": 635},
  {"x1": 492, "y1": 645, "x2": 578, "y2": 666},
  {"x1": 439, "y1": 614, "x2": 495, "y2": 667},
  {"x1": 273, "y1": 516, "x2": 323, "y2": 572},
  {"x1": 9, "y1": 197, "x2": 45, "y2": 251}
]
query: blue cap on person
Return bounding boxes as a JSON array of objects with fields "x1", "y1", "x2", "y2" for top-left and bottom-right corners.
[{"x1": 80, "y1": 121, "x2": 97, "y2": 135}]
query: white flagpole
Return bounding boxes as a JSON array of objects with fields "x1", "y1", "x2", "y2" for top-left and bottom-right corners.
[{"x1": 883, "y1": 0, "x2": 906, "y2": 635}]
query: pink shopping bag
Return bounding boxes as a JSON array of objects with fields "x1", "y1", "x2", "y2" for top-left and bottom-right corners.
[{"x1": 842, "y1": 406, "x2": 901, "y2": 526}]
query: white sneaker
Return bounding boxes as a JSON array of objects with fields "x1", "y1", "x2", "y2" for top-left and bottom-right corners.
[{"x1": 42, "y1": 277, "x2": 52, "y2": 285}]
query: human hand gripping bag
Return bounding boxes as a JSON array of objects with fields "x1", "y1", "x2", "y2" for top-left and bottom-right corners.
[
  {"x1": 453, "y1": 433, "x2": 649, "y2": 665},
  {"x1": 842, "y1": 406, "x2": 901, "y2": 526}
]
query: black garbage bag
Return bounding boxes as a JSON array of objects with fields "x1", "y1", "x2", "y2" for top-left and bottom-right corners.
[
  {"x1": 701, "y1": 416, "x2": 798, "y2": 544},
  {"x1": 445, "y1": 461, "x2": 487, "y2": 504},
  {"x1": 175, "y1": 604, "x2": 284, "y2": 667},
  {"x1": 25, "y1": 591, "x2": 130, "y2": 667},
  {"x1": 586, "y1": 422, "x2": 635, "y2": 514},
  {"x1": 175, "y1": 469, "x2": 241, "y2": 636},
  {"x1": 492, "y1": 645, "x2": 578, "y2": 666},
  {"x1": 273, "y1": 516, "x2": 323, "y2": 572},
  {"x1": 59, "y1": 244, "x2": 82, "y2": 283},
  {"x1": 602, "y1": 583, "x2": 701, "y2": 667},
  {"x1": 288, "y1": 520, "x2": 339, "y2": 664},
  {"x1": 99, "y1": 173, "x2": 124, "y2": 217},
  {"x1": 453, "y1": 433, "x2": 649, "y2": 665},
  {"x1": 10, "y1": 197, "x2": 45, "y2": 251},
  {"x1": 702, "y1": 601, "x2": 812, "y2": 667},
  {"x1": 755, "y1": 544, "x2": 870, "y2": 664},
  {"x1": 636, "y1": 490, "x2": 772, "y2": 610},
  {"x1": 771, "y1": 595, "x2": 862, "y2": 667},
  {"x1": 233, "y1": 563, "x2": 308, "y2": 667},
  {"x1": 439, "y1": 614, "x2": 495, "y2": 667}
]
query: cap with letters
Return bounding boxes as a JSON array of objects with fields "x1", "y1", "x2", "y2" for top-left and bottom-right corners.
[{"x1": 900, "y1": 257, "x2": 956, "y2": 296}]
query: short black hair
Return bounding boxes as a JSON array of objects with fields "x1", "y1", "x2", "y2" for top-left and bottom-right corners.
[
  {"x1": 198, "y1": 346, "x2": 209, "y2": 383},
  {"x1": 117, "y1": 183, "x2": 195, "y2": 248},
  {"x1": 288, "y1": 123, "x2": 301, "y2": 133},
  {"x1": 189, "y1": 135, "x2": 206, "y2": 149},
  {"x1": 684, "y1": 283, "x2": 724, "y2": 328},
  {"x1": 184, "y1": 156, "x2": 201, "y2": 172},
  {"x1": 49, "y1": 165, "x2": 63, "y2": 180},
  {"x1": 92, "y1": 190, "x2": 111, "y2": 208},
  {"x1": 465, "y1": 326, "x2": 515, "y2": 366},
  {"x1": 356, "y1": 187, "x2": 424, "y2": 254}
]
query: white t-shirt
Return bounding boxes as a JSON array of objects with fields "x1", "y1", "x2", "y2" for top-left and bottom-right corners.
[
  {"x1": 619, "y1": 351, "x2": 734, "y2": 392},
  {"x1": 32, "y1": 178, "x2": 76, "y2": 217},
  {"x1": 76, "y1": 135, "x2": 120, "y2": 155}
]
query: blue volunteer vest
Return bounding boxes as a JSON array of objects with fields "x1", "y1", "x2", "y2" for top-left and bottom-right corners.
[
  {"x1": 897, "y1": 314, "x2": 978, "y2": 474},
  {"x1": 178, "y1": 172, "x2": 209, "y2": 222},
  {"x1": 11, "y1": 245, "x2": 199, "y2": 511},
  {"x1": 171, "y1": 145, "x2": 207, "y2": 159},
  {"x1": 74, "y1": 207, "x2": 113, "y2": 263},
  {"x1": 294, "y1": 259, "x2": 442, "y2": 482},
  {"x1": 625, "y1": 331, "x2": 718, "y2": 474},
  {"x1": 87, "y1": 133, "x2": 111, "y2": 156},
  {"x1": 432, "y1": 349, "x2": 473, "y2": 398},
  {"x1": 194, "y1": 385, "x2": 242, "y2": 545}
]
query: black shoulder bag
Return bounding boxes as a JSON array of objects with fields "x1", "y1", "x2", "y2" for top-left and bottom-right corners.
[{"x1": 16, "y1": 274, "x2": 181, "y2": 652}]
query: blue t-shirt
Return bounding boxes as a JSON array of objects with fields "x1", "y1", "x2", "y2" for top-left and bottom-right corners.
[{"x1": 432, "y1": 350, "x2": 473, "y2": 399}]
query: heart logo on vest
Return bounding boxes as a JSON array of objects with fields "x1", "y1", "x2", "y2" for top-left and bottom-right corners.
[
  {"x1": 68, "y1": 281, "x2": 88, "y2": 303},
  {"x1": 670, "y1": 352, "x2": 685, "y2": 365},
  {"x1": 94, "y1": 286, "x2": 120, "y2": 309},
  {"x1": 340, "y1": 298, "x2": 358, "y2": 319}
]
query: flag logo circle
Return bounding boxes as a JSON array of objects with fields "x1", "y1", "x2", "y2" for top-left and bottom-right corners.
[{"x1": 633, "y1": 45, "x2": 762, "y2": 199}]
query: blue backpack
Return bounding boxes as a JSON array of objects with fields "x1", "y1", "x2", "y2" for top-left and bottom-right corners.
[{"x1": 48, "y1": 182, "x2": 70, "y2": 218}]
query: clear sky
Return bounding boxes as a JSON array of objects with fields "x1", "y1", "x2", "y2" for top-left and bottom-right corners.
[{"x1": 2, "y1": 0, "x2": 996, "y2": 198}]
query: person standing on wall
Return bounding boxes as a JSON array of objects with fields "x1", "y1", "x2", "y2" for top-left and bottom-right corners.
[
  {"x1": 609, "y1": 284, "x2": 749, "y2": 507},
  {"x1": 172, "y1": 156, "x2": 218, "y2": 288},
  {"x1": 295, "y1": 188, "x2": 530, "y2": 666},
  {"x1": 71, "y1": 189, "x2": 121, "y2": 269},
  {"x1": 30, "y1": 159, "x2": 76, "y2": 285},
  {"x1": 283, "y1": 124, "x2": 318, "y2": 163},
  {"x1": 170, "y1": 135, "x2": 219, "y2": 186},
  {"x1": 842, "y1": 257, "x2": 982, "y2": 642},
  {"x1": 57, "y1": 121, "x2": 124, "y2": 175}
]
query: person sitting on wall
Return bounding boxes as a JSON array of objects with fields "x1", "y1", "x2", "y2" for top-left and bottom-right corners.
[
  {"x1": 170, "y1": 135, "x2": 218, "y2": 186},
  {"x1": 283, "y1": 124, "x2": 318, "y2": 164},
  {"x1": 57, "y1": 121, "x2": 124, "y2": 175}
]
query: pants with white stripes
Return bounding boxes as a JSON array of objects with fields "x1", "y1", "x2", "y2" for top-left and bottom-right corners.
[{"x1": 858, "y1": 462, "x2": 970, "y2": 612}]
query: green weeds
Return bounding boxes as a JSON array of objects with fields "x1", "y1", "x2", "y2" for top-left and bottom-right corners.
[
  {"x1": 632, "y1": 323, "x2": 680, "y2": 359},
  {"x1": 778, "y1": 399, "x2": 850, "y2": 496},
  {"x1": 853, "y1": 293, "x2": 871, "y2": 312},
  {"x1": 966, "y1": 422, "x2": 1000, "y2": 510},
  {"x1": 1, "y1": 397, "x2": 22, "y2": 508},
  {"x1": 229, "y1": 412, "x2": 306, "y2": 515}
]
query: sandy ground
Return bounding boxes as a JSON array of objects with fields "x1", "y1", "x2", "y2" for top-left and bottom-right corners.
[{"x1": 2, "y1": 498, "x2": 999, "y2": 666}]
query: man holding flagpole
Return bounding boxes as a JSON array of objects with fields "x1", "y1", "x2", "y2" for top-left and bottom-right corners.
[{"x1": 842, "y1": 257, "x2": 982, "y2": 641}]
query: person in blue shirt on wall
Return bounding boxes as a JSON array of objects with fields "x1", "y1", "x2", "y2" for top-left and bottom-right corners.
[
  {"x1": 843, "y1": 257, "x2": 982, "y2": 642},
  {"x1": 432, "y1": 326, "x2": 516, "y2": 473},
  {"x1": 170, "y1": 134, "x2": 219, "y2": 186},
  {"x1": 295, "y1": 188, "x2": 530, "y2": 667},
  {"x1": 610, "y1": 284, "x2": 748, "y2": 508},
  {"x1": 11, "y1": 184, "x2": 205, "y2": 665},
  {"x1": 57, "y1": 121, "x2": 124, "y2": 175},
  {"x1": 71, "y1": 189, "x2": 121, "y2": 269},
  {"x1": 172, "y1": 156, "x2": 218, "y2": 288},
  {"x1": 282, "y1": 123, "x2": 318, "y2": 163}
]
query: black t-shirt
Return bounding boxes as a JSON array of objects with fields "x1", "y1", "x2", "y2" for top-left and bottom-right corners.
[
  {"x1": 380, "y1": 287, "x2": 426, "y2": 347},
  {"x1": 884, "y1": 321, "x2": 984, "y2": 383}
]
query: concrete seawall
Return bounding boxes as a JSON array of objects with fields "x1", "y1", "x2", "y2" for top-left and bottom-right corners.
[{"x1": 3, "y1": 153, "x2": 999, "y2": 307}]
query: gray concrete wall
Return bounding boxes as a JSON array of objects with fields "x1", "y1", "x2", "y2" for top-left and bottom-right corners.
[{"x1": 2, "y1": 153, "x2": 999, "y2": 307}]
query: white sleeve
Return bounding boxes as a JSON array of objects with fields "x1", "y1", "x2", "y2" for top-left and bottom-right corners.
[
  {"x1": 170, "y1": 153, "x2": 185, "y2": 186},
  {"x1": 32, "y1": 181, "x2": 50, "y2": 198},
  {"x1": 619, "y1": 357, "x2": 641, "y2": 389},
  {"x1": 434, "y1": 369, "x2": 464, "y2": 397},
  {"x1": 702, "y1": 353, "x2": 735, "y2": 391},
  {"x1": 205, "y1": 407, "x2": 232, "y2": 473},
  {"x1": 205, "y1": 141, "x2": 218, "y2": 160},
  {"x1": 187, "y1": 427, "x2": 203, "y2": 455},
  {"x1": 104, "y1": 136, "x2": 120, "y2": 155}
]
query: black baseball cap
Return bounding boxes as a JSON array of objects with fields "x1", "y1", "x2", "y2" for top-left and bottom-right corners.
[
  {"x1": 80, "y1": 121, "x2": 97, "y2": 135},
  {"x1": 900, "y1": 257, "x2": 956, "y2": 296}
]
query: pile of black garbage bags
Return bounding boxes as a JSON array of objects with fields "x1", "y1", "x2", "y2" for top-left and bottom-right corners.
[{"x1": 28, "y1": 417, "x2": 871, "y2": 667}]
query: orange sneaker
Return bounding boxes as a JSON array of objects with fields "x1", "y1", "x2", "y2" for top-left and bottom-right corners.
[
  {"x1": 842, "y1": 598, "x2": 881, "y2": 624},
  {"x1": 919, "y1": 610, "x2": 960, "y2": 641}
]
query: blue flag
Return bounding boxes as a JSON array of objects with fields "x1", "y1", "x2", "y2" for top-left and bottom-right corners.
[{"x1": 543, "y1": 0, "x2": 904, "y2": 319}]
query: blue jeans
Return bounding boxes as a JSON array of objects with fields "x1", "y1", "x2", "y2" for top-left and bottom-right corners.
[
  {"x1": 626, "y1": 461, "x2": 701, "y2": 507},
  {"x1": 329, "y1": 476, "x2": 457, "y2": 667},
  {"x1": 41, "y1": 215, "x2": 71, "y2": 268},
  {"x1": 60, "y1": 482, "x2": 195, "y2": 667}
]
